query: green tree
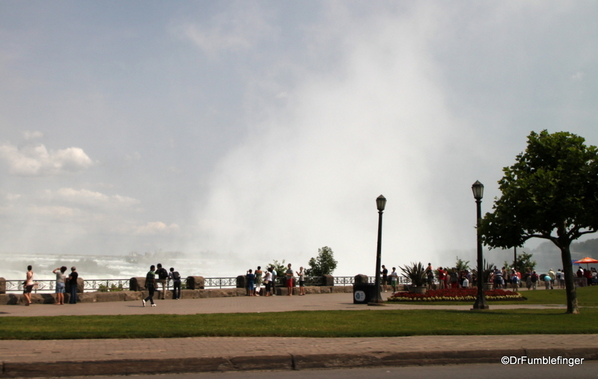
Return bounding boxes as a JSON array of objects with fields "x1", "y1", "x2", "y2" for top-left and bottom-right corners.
[
  {"x1": 480, "y1": 130, "x2": 598, "y2": 314},
  {"x1": 512, "y1": 251, "x2": 536, "y2": 277},
  {"x1": 305, "y1": 246, "x2": 338, "y2": 276},
  {"x1": 269, "y1": 259, "x2": 287, "y2": 286}
]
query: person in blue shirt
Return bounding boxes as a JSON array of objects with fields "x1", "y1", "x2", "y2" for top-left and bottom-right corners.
[{"x1": 246, "y1": 269, "x2": 255, "y2": 296}]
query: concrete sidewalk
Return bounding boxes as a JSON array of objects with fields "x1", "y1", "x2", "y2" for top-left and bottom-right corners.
[{"x1": 0, "y1": 293, "x2": 595, "y2": 377}]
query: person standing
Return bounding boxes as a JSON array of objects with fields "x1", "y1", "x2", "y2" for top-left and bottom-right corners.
[
  {"x1": 558, "y1": 269, "x2": 565, "y2": 289},
  {"x1": 254, "y1": 266, "x2": 263, "y2": 296},
  {"x1": 426, "y1": 263, "x2": 434, "y2": 289},
  {"x1": 296, "y1": 266, "x2": 306, "y2": 296},
  {"x1": 462, "y1": 274, "x2": 470, "y2": 288},
  {"x1": 264, "y1": 267, "x2": 273, "y2": 297},
  {"x1": 53, "y1": 266, "x2": 67, "y2": 305},
  {"x1": 381, "y1": 265, "x2": 388, "y2": 292},
  {"x1": 67, "y1": 267, "x2": 79, "y2": 304},
  {"x1": 389, "y1": 267, "x2": 398, "y2": 293},
  {"x1": 246, "y1": 269, "x2": 256, "y2": 296},
  {"x1": 169, "y1": 267, "x2": 181, "y2": 300},
  {"x1": 531, "y1": 270, "x2": 538, "y2": 290},
  {"x1": 285, "y1": 263, "x2": 294, "y2": 296},
  {"x1": 155, "y1": 263, "x2": 168, "y2": 299},
  {"x1": 143, "y1": 265, "x2": 157, "y2": 307},
  {"x1": 548, "y1": 268, "x2": 556, "y2": 290},
  {"x1": 23, "y1": 265, "x2": 34, "y2": 306},
  {"x1": 525, "y1": 269, "x2": 533, "y2": 290},
  {"x1": 271, "y1": 267, "x2": 277, "y2": 296},
  {"x1": 542, "y1": 274, "x2": 552, "y2": 290}
]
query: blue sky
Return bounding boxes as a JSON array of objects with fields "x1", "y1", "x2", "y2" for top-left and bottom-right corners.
[{"x1": 1, "y1": 1, "x2": 597, "y2": 276}]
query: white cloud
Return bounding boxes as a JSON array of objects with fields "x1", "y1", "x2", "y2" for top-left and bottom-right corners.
[
  {"x1": 49, "y1": 188, "x2": 140, "y2": 208},
  {"x1": 23, "y1": 131, "x2": 44, "y2": 140},
  {"x1": 27, "y1": 205, "x2": 75, "y2": 218},
  {"x1": 176, "y1": 4, "x2": 274, "y2": 57},
  {"x1": 0, "y1": 143, "x2": 95, "y2": 176},
  {"x1": 5, "y1": 193, "x2": 21, "y2": 201},
  {"x1": 133, "y1": 221, "x2": 179, "y2": 236}
]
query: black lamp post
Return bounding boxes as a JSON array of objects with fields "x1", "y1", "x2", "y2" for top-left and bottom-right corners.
[
  {"x1": 471, "y1": 181, "x2": 489, "y2": 310},
  {"x1": 369, "y1": 195, "x2": 386, "y2": 306}
]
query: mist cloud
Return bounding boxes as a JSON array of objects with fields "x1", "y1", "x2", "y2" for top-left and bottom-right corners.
[{"x1": 193, "y1": 4, "x2": 481, "y2": 274}]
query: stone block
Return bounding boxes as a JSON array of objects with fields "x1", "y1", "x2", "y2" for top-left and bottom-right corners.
[
  {"x1": 0, "y1": 277, "x2": 5, "y2": 294},
  {"x1": 0, "y1": 294, "x2": 20, "y2": 305},
  {"x1": 186, "y1": 276, "x2": 205, "y2": 290},
  {"x1": 124, "y1": 291, "x2": 142, "y2": 301},
  {"x1": 77, "y1": 293, "x2": 98, "y2": 303},
  {"x1": 129, "y1": 277, "x2": 146, "y2": 291},
  {"x1": 354, "y1": 274, "x2": 369, "y2": 284},
  {"x1": 236, "y1": 275, "x2": 246, "y2": 289},
  {"x1": 96, "y1": 292, "x2": 126, "y2": 302},
  {"x1": 322, "y1": 274, "x2": 334, "y2": 286},
  {"x1": 305, "y1": 286, "x2": 321, "y2": 294}
]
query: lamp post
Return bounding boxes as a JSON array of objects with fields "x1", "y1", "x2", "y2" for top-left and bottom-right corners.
[
  {"x1": 369, "y1": 195, "x2": 386, "y2": 306},
  {"x1": 471, "y1": 181, "x2": 489, "y2": 310}
]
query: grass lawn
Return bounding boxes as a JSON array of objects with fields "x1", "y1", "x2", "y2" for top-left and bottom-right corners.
[{"x1": 0, "y1": 287, "x2": 596, "y2": 340}]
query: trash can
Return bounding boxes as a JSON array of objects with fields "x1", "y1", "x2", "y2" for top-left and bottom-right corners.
[{"x1": 353, "y1": 283, "x2": 376, "y2": 304}]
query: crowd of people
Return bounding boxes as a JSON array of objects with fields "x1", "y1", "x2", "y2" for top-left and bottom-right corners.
[
  {"x1": 19, "y1": 261, "x2": 597, "y2": 306},
  {"x1": 142, "y1": 263, "x2": 182, "y2": 307},
  {"x1": 408, "y1": 263, "x2": 598, "y2": 292},
  {"x1": 245, "y1": 263, "x2": 306, "y2": 297},
  {"x1": 577, "y1": 266, "x2": 598, "y2": 286}
]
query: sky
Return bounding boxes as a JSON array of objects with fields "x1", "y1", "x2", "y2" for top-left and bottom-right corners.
[{"x1": 1, "y1": 1, "x2": 597, "y2": 277}]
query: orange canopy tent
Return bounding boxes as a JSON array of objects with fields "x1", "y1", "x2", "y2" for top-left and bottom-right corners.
[{"x1": 574, "y1": 257, "x2": 598, "y2": 269}]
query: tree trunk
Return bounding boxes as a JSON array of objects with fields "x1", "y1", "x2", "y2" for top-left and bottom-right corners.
[{"x1": 560, "y1": 244, "x2": 579, "y2": 314}]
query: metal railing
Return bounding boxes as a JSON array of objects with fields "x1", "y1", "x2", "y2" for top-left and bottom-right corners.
[
  {"x1": 2, "y1": 275, "x2": 399, "y2": 293},
  {"x1": 204, "y1": 277, "x2": 236, "y2": 288}
]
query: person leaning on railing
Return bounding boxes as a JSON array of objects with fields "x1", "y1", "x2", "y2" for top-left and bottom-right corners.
[{"x1": 155, "y1": 263, "x2": 168, "y2": 300}]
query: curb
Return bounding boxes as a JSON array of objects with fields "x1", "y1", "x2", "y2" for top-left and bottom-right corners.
[{"x1": 3, "y1": 348, "x2": 598, "y2": 378}]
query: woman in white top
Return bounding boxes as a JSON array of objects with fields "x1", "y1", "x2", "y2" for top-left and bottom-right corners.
[
  {"x1": 23, "y1": 265, "x2": 34, "y2": 306},
  {"x1": 263, "y1": 269, "x2": 273, "y2": 297},
  {"x1": 296, "y1": 267, "x2": 306, "y2": 296}
]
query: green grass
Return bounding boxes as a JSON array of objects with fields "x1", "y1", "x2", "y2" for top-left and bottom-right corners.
[
  {"x1": 1, "y1": 286, "x2": 595, "y2": 340},
  {"x1": 1, "y1": 308, "x2": 598, "y2": 340},
  {"x1": 515, "y1": 286, "x2": 598, "y2": 306}
]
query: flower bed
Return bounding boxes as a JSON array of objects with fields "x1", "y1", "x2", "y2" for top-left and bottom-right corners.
[{"x1": 387, "y1": 288, "x2": 527, "y2": 302}]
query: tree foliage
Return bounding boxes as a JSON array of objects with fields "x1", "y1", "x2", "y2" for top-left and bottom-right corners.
[
  {"x1": 305, "y1": 246, "x2": 338, "y2": 276},
  {"x1": 480, "y1": 130, "x2": 598, "y2": 314},
  {"x1": 512, "y1": 251, "x2": 536, "y2": 276}
]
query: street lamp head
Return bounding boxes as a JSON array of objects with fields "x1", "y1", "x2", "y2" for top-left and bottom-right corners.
[
  {"x1": 471, "y1": 181, "x2": 484, "y2": 200},
  {"x1": 376, "y1": 195, "x2": 386, "y2": 211}
]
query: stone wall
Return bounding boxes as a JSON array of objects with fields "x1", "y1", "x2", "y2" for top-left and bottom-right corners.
[{"x1": 0, "y1": 286, "x2": 354, "y2": 305}]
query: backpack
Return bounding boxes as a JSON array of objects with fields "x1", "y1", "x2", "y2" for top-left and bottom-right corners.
[
  {"x1": 157, "y1": 268, "x2": 168, "y2": 280},
  {"x1": 172, "y1": 271, "x2": 181, "y2": 280}
]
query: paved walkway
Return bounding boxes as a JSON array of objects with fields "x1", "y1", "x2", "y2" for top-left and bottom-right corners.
[{"x1": 0, "y1": 292, "x2": 595, "y2": 377}]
